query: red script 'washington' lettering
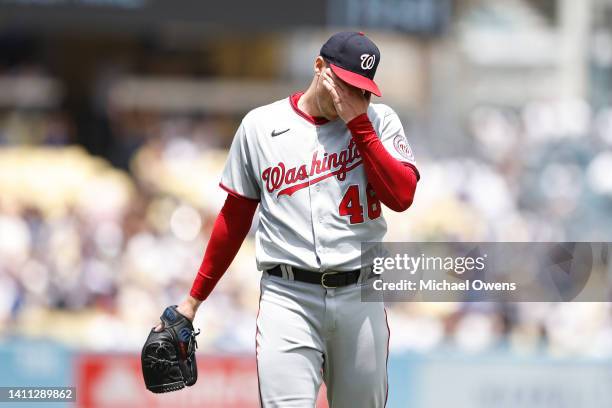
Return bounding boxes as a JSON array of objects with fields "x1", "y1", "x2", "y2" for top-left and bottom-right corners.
[{"x1": 262, "y1": 140, "x2": 362, "y2": 197}]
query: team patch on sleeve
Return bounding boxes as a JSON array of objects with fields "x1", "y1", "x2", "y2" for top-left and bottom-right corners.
[{"x1": 393, "y1": 134, "x2": 415, "y2": 162}]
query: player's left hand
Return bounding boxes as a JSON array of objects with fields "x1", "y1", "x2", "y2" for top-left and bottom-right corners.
[{"x1": 320, "y1": 67, "x2": 369, "y2": 123}]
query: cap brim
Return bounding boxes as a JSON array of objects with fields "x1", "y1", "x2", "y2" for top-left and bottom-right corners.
[{"x1": 329, "y1": 64, "x2": 382, "y2": 97}]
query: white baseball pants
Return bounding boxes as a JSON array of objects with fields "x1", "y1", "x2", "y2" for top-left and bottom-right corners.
[{"x1": 256, "y1": 271, "x2": 389, "y2": 408}]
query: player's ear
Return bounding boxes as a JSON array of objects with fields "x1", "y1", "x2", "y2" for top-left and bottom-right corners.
[{"x1": 314, "y1": 56, "x2": 326, "y2": 76}]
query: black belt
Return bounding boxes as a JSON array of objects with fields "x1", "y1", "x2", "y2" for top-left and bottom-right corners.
[{"x1": 267, "y1": 265, "x2": 364, "y2": 288}]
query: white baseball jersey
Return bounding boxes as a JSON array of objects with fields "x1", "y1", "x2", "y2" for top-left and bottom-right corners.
[{"x1": 220, "y1": 93, "x2": 416, "y2": 272}]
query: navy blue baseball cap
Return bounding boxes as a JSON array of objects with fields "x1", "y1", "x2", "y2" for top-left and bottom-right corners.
[{"x1": 320, "y1": 31, "x2": 382, "y2": 97}]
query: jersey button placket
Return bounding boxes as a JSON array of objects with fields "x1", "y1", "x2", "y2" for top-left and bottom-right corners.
[{"x1": 307, "y1": 142, "x2": 319, "y2": 270}]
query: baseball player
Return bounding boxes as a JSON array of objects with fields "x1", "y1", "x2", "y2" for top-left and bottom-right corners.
[{"x1": 157, "y1": 31, "x2": 419, "y2": 407}]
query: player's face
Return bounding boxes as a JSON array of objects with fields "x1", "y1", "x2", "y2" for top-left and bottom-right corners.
[
  {"x1": 314, "y1": 57, "x2": 371, "y2": 120},
  {"x1": 315, "y1": 60, "x2": 339, "y2": 119}
]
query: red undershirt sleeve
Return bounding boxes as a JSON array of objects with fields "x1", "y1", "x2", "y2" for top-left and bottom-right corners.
[
  {"x1": 189, "y1": 193, "x2": 258, "y2": 301},
  {"x1": 347, "y1": 113, "x2": 419, "y2": 212}
]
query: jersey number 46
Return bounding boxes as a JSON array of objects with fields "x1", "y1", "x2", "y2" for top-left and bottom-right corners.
[{"x1": 339, "y1": 184, "x2": 381, "y2": 224}]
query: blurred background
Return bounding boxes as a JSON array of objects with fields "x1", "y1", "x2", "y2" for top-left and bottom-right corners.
[{"x1": 1, "y1": 0, "x2": 612, "y2": 407}]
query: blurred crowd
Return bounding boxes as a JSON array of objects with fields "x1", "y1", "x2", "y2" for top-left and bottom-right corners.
[
  {"x1": 1, "y1": 89, "x2": 612, "y2": 357},
  {"x1": 2, "y1": 0, "x2": 612, "y2": 356}
]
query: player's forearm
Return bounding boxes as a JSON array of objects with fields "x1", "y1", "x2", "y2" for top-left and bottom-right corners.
[
  {"x1": 347, "y1": 113, "x2": 418, "y2": 212},
  {"x1": 177, "y1": 295, "x2": 202, "y2": 321},
  {"x1": 189, "y1": 194, "x2": 258, "y2": 302}
]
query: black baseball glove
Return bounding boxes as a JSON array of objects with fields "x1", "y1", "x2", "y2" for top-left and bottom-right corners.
[{"x1": 141, "y1": 305, "x2": 200, "y2": 393}]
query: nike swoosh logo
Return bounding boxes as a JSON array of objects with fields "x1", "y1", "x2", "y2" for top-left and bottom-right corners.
[{"x1": 271, "y1": 128, "x2": 290, "y2": 137}]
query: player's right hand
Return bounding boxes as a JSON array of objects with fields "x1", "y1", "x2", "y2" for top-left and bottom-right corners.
[{"x1": 154, "y1": 296, "x2": 200, "y2": 331}]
